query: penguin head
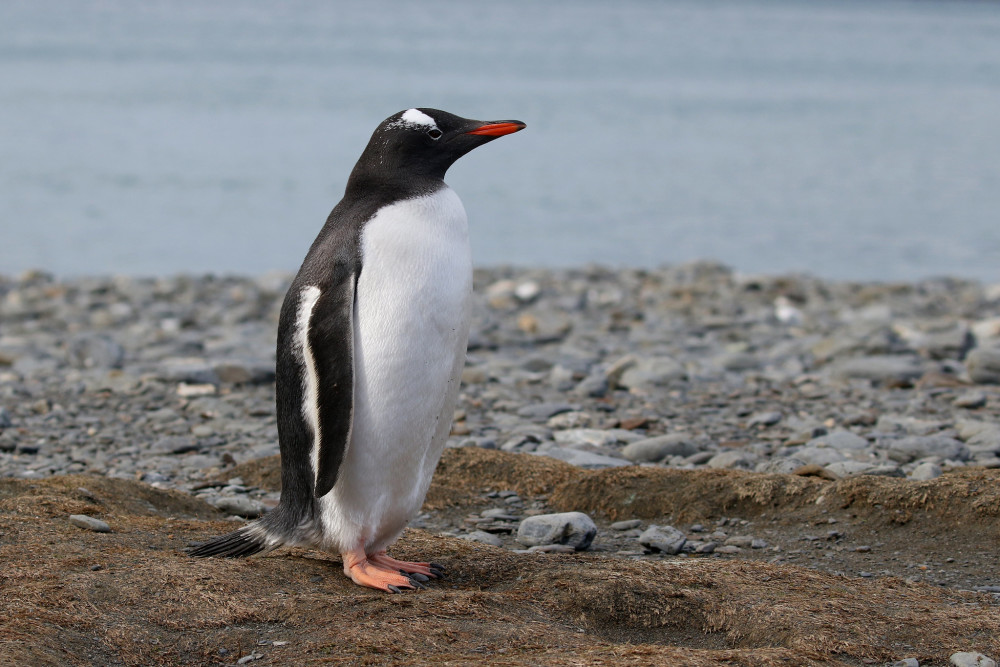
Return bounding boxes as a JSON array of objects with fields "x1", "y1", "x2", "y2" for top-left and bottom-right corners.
[{"x1": 351, "y1": 108, "x2": 526, "y2": 183}]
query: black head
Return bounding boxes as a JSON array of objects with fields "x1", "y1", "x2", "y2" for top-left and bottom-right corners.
[{"x1": 347, "y1": 108, "x2": 526, "y2": 187}]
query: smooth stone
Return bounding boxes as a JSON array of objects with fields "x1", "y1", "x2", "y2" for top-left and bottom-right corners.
[
  {"x1": 536, "y1": 447, "x2": 631, "y2": 469},
  {"x1": 553, "y1": 428, "x2": 618, "y2": 448},
  {"x1": 887, "y1": 436, "x2": 969, "y2": 463},
  {"x1": 546, "y1": 411, "x2": 595, "y2": 430},
  {"x1": 211, "y1": 496, "x2": 266, "y2": 518},
  {"x1": 527, "y1": 544, "x2": 577, "y2": 553},
  {"x1": 954, "y1": 391, "x2": 987, "y2": 409},
  {"x1": 66, "y1": 334, "x2": 124, "y2": 369},
  {"x1": 480, "y1": 508, "x2": 520, "y2": 521},
  {"x1": 807, "y1": 430, "x2": 869, "y2": 450},
  {"x1": 715, "y1": 351, "x2": 760, "y2": 372},
  {"x1": 213, "y1": 360, "x2": 275, "y2": 385},
  {"x1": 825, "y1": 461, "x2": 882, "y2": 477},
  {"x1": 572, "y1": 372, "x2": 609, "y2": 398},
  {"x1": 755, "y1": 457, "x2": 807, "y2": 474},
  {"x1": 706, "y1": 450, "x2": 760, "y2": 470},
  {"x1": 460, "y1": 531, "x2": 503, "y2": 547},
  {"x1": 747, "y1": 411, "x2": 782, "y2": 427},
  {"x1": 610, "y1": 519, "x2": 642, "y2": 531},
  {"x1": 150, "y1": 436, "x2": 199, "y2": 455},
  {"x1": 638, "y1": 525, "x2": 687, "y2": 555},
  {"x1": 621, "y1": 434, "x2": 699, "y2": 462},
  {"x1": 828, "y1": 355, "x2": 925, "y2": 384},
  {"x1": 0, "y1": 406, "x2": 12, "y2": 429},
  {"x1": 892, "y1": 659, "x2": 919, "y2": 667},
  {"x1": 516, "y1": 402, "x2": 575, "y2": 421},
  {"x1": 910, "y1": 461, "x2": 943, "y2": 481},
  {"x1": 69, "y1": 514, "x2": 111, "y2": 533},
  {"x1": 793, "y1": 446, "x2": 846, "y2": 466},
  {"x1": 516, "y1": 512, "x2": 597, "y2": 551},
  {"x1": 950, "y1": 652, "x2": 997, "y2": 667},
  {"x1": 617, "y1": 356, "x2": 687, "y2": 391},
  {"x1": 157, "y1": 358, "x2": 220, "y2": 385},
  {"x1": 724, "y1": 535, "x2": 755, "y2": 548},
  {"x1": 966, "y1": 348, "x2": 1000, "y2": 384}
]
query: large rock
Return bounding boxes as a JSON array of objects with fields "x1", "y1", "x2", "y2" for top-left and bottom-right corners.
[
  {"x1": 950, "y1": 652, "x2": 997, "y2": 667},
  {"x1": 622, "y1": 434, "x2": 699, "y2": 462},
  {"x1": 638, "y1": 525, "x2": 687, "y2": 555},
  {"x1": 887, "y1": 436, "x2": 969, "y2": 463},
  {"x1": 516, "y1": 512, "x2": 596, "y2": 551},
  {"x1": 966, "y1": 348, "x2": 1000, "y2": 384}
]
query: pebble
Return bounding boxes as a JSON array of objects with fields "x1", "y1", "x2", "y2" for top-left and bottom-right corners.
[
  {"x1": 909, "y1": 461, "x2": 943, "y2": 481},
  {"x1": 69, "y1": 514, "x2": 111, "y2": 533},
  {"x1": 516, "y1": 512, "x2": 597, "y2": 551},
  {"x1": 966, "y1": 348, "x2": 1000, "y2": 384},
  {"x1": 210, "y1": 496, "x2": 267, "y2": 518},
  {"x1": 887, "y1": 436, "x2": 969, "y2": 463},
  {"x1": 892, "y1": 659, "x2": 919, "y2": 667},
  {"x1": 621, "y1": 434, "x2": 698, "y2": 462},
  {"x1": 950, "y1": 652, "x2": 997, "y2": 667},
  {"x1": 460, "y1": 531, "x2": 503, "y2": 547},
  {"x1": 638, "y1": 525, "x2": 687, "y2": 555},
  {"x1": 610, "y1": 519, "x2": 642, "y2": 531}
]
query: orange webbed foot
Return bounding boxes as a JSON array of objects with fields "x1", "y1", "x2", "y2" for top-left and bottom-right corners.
[
  {"x1": 368, "y1": 550, "x2": 445, "y2": 581},
  {"x1": 342, "y1": 550, "x2": 419, "y2": 593}
]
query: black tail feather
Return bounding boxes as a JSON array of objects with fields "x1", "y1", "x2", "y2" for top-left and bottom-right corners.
[{"x1": 186, "y1": 525, "x2": 268, "y2": 559}]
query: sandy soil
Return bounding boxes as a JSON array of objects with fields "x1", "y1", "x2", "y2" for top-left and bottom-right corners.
[{"x1": 2, "y1": 448, "x2": 999, "y2": 666}]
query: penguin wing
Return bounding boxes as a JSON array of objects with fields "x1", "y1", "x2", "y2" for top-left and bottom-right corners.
[{"x1": 307, "y1": 271, "x2": 358, "y2": 498}]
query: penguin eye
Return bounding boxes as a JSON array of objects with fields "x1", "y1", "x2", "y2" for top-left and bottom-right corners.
[{"x1": 426, "y1": 128, "x2": 443, "y2": 140}]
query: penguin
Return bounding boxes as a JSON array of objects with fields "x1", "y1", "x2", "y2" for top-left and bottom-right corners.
[{"x1": 189, "y1": 109, "x2": 525, "y2": 592}]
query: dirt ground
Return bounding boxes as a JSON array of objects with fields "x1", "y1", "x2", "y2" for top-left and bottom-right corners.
[{"x1": 2, "y1": 449, "x2": 999, "y2": 666}]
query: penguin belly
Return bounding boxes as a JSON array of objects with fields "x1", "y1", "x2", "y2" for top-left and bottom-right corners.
[{"x1": 318, "y1": 187, "x2": 472, "y2": 553}]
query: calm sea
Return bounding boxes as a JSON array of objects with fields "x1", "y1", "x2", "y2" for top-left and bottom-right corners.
[{"x1": 2, "y1": 0, "x2": 999, "y2": 281}]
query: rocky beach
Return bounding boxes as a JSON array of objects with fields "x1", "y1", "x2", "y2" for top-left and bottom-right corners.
[{"x1": 2, "y1": 262, "x2": 1000, "y2": 666}]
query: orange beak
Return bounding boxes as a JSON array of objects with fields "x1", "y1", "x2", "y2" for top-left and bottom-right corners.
[{"x1": 465, "y1": 121, "x2": 527, "y2": 137}]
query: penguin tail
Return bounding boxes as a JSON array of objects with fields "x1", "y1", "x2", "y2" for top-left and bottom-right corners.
[{"x1": 186, "y1": 523, "x2": 271, "y2": 559}]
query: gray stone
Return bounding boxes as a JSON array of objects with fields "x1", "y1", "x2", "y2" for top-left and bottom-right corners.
[
  {"x1": 572, "y1": 372, "x2": 608, "y2": 398},
  {"x1": 747, "y1": 411, "x2": 782, "y2": 427},
  {"x1": 617, "y1": 356, "x2": 687, "y2": 391},
  {"x1": 67, "y1": 334, "x2": 124, "y2": 369},
  {"x1": 553, "y1": 428, "x2": 618, "y2": 448},
  {"x1": 157, "y1": 358, "x2": 220, "y2": 384},
  {"x1": 610, "y1": 519, "x2": 642, "y2": 531},
  {"x1": 706, "y1": 450, "x2": 760, "y2": 470},
  {"x1": 910, "y1": 461, "x2": 943, "y2": 481},
  {"x1": 715, "y1": 351, "x2": 760, "y2": 372},
  {"x1": 621, "y1": 434, "x2": 698, "y2": 462},
  {"x1": 517, "y1": 402, "x2": 575, "y2": 421},
  {"x1": 825, "y1": 461, "x2": 881, "y2": 477},
  {"x1": 888, "y1": 436, "x2": 969, "y2": 463},
  {"x1": 0, "y1": 406, "x2": 12, "y2": 429},
  {"x1": 793, "y1": 446, "x2": 846, "y2": 466},
  {"x1": 150, "y1": 436, "x2": 199, "y2": 455},
  {"x1": 516, "y1": 512, "x2": 597, "y2": 550},
  {"x1": 967, "y1": 348, "x2": 1000, "y2": 384},
  {"x1": 460, "y1": 531, "x2": 503, "y2": 547},
  {"x1": 638, "y1": 525, "x2": 687, "y2": 555},
  {"x1": 69, "y1": 514, "x2": 111, "y2": 533},
  {"x1": 213, "y1": 360, "x2": 275, "y2": 385},
  {"x1": 950, "y1": 652, "x2": 996, "y2": 667},
  {"x1": 211, "y1": 496, "x2": 266, "y2": 518},
  {"x1": 954, "y1": 391, "x2": 988, "y2": 409},
  {"x1": 892, "y1": 659, "x2": 919, "y2": 667},
  {"x1": 724, "y1": 535, "x2": 755, "y2": 548},
  {"x1": 828, "y1": 355, "x2": 925, "y2": 384},
  {"x1": 755, "y1": 457, "x2": 807, "y2": 474},
  {"x1": 536, "y1": 447, "x2": 631, "y2": 469},
  {"x1": 807, "y1": 430, "x2": 869, "y2": 450},
  {"x1": 480, "y1": 508, "x2": 520, "y2": 521}
]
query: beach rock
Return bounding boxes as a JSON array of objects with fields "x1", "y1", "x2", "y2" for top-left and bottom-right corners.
[
  {"x1": 706, "y1": 450, "x2": 759, "y2": 470},
  {"x1": 807, "y1": 430, "x2": 869, "y2": 451},
  {"x1": 887, "y1": 436, "x2": 969, "y2": 463},
  {"x1": 621, "y1": 434, "x2": 699, "y2": 462},
  {"x1": 954, "y1": 391, "x2": 987, "y2": 409},
  {"x1": 950, "y1": 652, "x2": 996, "y2": 667},
  {"x1": 210, "y1": 496, "x2": 266, "y2": 518},
  {"x1": 537, "y1": 447, "x2": 630, "y2": 469},
  {"x1": 0, "y1": 407, "x2": 12, "y2": 429},
  {"x1": 617, "y1": 356, "x2": 686, "y2": 391},
  {"x1": 553, "y1": 428, "x2": 618, "y2": 449},
  {"x1": 910, "y1": 462, "x2": 942, "y2": 481},
  {"x1": 792, "y1": 446, "x2": 846, "y2": 467},
  {"x1": 66, "y1": 334, "x2": 124, "y2": 369},
  {"x1": 460, "y1": 531, "x2": 503, "y2": 547},
  {"x1": 69, "y1": 514, "x2": 111, "y2": 533},
  {"x1": 517, "y1": 403, "x2": 575, "y2": 421},
  {"x1": 516, "y1": 512, "x2": 596, "y2": 551},
  {"x1": 747, "y1": 411, "x2": 782, "y2": 427},
  {"x1": 828, "y1": 355, "x2": 925, "y2": 385},
  {"x1": 966, "y1": 348, "x2": 1000, "y2": 384},
  {"x1": 638, "y1": 525, "x2": 687, "y2": 555}
]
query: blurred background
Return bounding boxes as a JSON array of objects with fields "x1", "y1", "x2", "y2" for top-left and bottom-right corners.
[{"x1": 2, "y1": 0, "x2": 999, "y2": 281}]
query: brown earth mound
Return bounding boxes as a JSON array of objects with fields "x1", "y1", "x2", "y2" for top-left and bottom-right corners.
[{"x1": 3, "y1": 453, "x2": 1000, "y2": 665}]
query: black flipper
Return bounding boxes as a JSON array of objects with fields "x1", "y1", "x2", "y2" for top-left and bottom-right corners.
[{"x1": 308, "y1": 272, "x2": 358, "y2": 498}]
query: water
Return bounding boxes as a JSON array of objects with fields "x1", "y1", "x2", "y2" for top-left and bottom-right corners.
[{"x1": 2, "y1": 0, "x2": 1000, "y2": 282}]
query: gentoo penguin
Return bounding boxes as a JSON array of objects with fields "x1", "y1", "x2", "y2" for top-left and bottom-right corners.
[{"x1": 189, "y1": 109, "x2": 525, "y2": 592}]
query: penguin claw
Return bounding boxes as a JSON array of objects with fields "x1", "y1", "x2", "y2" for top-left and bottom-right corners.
[
  {"x1": 405, "y1": 571, "x2": 430, "y2": 583},
  {"x1": 387, "y1": 585, "x2": 402, "y2": 594},
  {"x1": 430, "y1": 562, "x2": 446, "y2": 571},
  {"x1": 430, "y1": 568, "x2": 446, "y2": 579}
]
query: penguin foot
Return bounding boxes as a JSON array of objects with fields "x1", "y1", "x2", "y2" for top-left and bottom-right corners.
[
  {"x1": 342, "y1": 550, "x2": 418, "y2": 593},
  {"x1": 368, "y1": 551, "x2": 443, "y2": 579}
]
